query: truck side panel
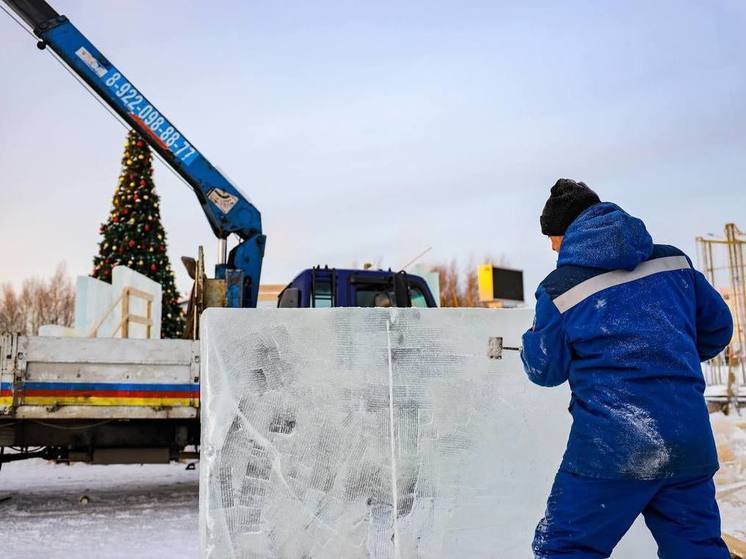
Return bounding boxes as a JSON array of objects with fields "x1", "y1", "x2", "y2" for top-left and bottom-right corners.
[
  {"x1": 1, "y1": 335, "x2": 200, "y2": 420},
  {"x1": 0, "y1": 333, "x2": 17, "y2": 413}
]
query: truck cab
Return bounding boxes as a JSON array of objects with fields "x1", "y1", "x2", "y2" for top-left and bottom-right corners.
[{"x1": 278, "y1": 267, "x2": 438, "y2": 308}]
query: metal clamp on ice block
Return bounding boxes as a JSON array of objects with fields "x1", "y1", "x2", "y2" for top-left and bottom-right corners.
[{"x1": 488, "y1": 337, "x2": 522, "y2": 360}]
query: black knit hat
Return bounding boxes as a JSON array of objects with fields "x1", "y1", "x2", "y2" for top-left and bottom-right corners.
[{"x1": 540, "y1": 179, "x2": 601, "y2": 236}]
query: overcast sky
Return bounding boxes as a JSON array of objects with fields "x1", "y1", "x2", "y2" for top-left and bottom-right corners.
[{"x1": 1, "y1": 0, "x2": 745, "y2": 299}]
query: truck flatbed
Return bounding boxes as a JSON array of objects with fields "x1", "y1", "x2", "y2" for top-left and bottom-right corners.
[{"x1": 1, "y1": 334, "x2": 200, "y2": 463}]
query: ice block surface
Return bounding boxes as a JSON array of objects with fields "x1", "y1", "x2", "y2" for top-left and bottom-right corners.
[{"x1": 200, "y1": 308, "x2": 656, "y2": 558}]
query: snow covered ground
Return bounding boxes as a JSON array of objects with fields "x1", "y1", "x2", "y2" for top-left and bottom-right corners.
[
  {"x1": 712, "y1": 412, "x2": 746, "y2": 544},
  {"x1": 0, "y1": 412, "x2": 742, "y2": 559},
  {"x1": 0, "y1": 459, "x2": 199, "y2": 559}
]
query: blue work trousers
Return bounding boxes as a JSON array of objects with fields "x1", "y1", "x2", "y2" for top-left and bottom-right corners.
[{"x1": 533, "y1": 471, "x2": 729, "y2": 558}]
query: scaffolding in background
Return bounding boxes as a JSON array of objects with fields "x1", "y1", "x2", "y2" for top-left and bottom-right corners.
[{"x1": 697, "y1": 223, "x2": 746, "y2": 413}]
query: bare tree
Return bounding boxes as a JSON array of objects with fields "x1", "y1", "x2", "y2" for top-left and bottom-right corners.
[
  {"x1": 0, "y1": 284, "x2": 24, "y2": 333},
  {"x1": 0, "y1": 263, "x2": 75, "y2": 335},
  {"x1": 432, "y1": 255, "x2": 509, "y2": 307},
  {"x1": 433, "y1": 261, "x2": 461, "y2": 307},
  {"x1": 463, "y1": 268, "x2": 480, "y2": 307},
  {"x1": 46, "y1": 264, "x2": 75, "y2": 327}
]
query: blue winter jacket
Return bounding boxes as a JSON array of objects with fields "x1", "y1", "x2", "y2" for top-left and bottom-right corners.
[{"x1": 521, "y1": 202, "x2": 733, "y2": 480}]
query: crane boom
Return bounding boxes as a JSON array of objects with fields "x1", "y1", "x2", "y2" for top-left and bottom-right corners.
[{"x1": 2, "y1": 0, "x2": 266, "y2": 308}]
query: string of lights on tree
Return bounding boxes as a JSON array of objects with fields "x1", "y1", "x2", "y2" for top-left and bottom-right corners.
[{"x1": 92, "y1": 130, "x2": 185, "y2": 338}]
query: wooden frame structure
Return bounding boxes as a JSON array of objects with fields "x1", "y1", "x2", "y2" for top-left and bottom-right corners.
[{"x1": 87, "y1": 287, "x2": 155, "y2": 339}]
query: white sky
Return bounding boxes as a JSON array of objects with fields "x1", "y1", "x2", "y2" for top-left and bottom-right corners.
[{"x1": 1, "y1": 0, "x2": 745, "y2": 298}]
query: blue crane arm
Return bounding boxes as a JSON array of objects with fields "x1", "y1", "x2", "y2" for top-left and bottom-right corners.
[{"x1": 3, "y1": 0, "x2": 266, "y2": 307}]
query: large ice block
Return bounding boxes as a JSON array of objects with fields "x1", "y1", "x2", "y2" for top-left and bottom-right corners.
[
  {"x1": 200, "y1": 308, "x2": 657, "y2": 558},
  {"x1": 74, "y1": 275, "x2": 115, "y2": 336}
]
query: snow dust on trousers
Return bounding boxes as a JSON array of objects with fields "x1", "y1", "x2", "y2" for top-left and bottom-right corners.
[{"x1": 521, "y1": 202, "x2": 733, "y2": 558}]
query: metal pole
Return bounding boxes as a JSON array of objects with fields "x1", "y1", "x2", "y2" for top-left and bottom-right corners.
[
  {"x1": 725, "y1": 224, "x2": 743, "y2": 413},
  {"x1": 707, "y1": 241, "x2": 723, "y2": 385},
  {"x1": 734, "y1": 227, "x2": 746, "y2": 391},
  {"x1": 698, "y1": 238, "x2": 720, "y2": 384},
  {"x1": 217, "y1": 238, "x2": 227, "y2": 266}
]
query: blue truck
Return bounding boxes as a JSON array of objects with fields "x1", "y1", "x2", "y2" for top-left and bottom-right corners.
[{"x1": 279, "y1": 267, "x2": 437, "y2": 308}]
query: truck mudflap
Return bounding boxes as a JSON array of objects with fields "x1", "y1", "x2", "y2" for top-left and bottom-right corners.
[{"x1": 0, "y1": 334, "x2": 200, "y2": 419}]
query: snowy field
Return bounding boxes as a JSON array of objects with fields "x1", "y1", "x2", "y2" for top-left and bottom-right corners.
[
  {"x1": 0, "y1": 412, "x2": 742, "y2": 559},
  {"x1": 0, "y1": 459, "x2": 199, "y2": 559}
]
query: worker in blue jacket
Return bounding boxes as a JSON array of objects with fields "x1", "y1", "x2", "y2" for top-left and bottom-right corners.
[{"x1": 522, "y1": 179, "x2": 733, "y2": 559}]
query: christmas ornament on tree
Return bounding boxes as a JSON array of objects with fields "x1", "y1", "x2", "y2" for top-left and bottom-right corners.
[{"x1": 91, "y1": 129, "x2": 185, "y2": 338}]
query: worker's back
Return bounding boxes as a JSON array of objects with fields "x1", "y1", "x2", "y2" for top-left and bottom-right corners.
[{"x1": 523, "y1": 202, "x2": 733, "y2": 480}]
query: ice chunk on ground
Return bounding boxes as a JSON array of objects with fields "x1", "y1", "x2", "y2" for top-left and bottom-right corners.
[
  {"x1": 712, "y1": 412, "x2": 746, "y2": 543},
  {"x1": 200, "y1": 307, "x2": 657, "y2": 558}
]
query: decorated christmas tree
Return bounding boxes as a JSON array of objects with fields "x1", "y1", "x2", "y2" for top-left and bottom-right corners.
[{"x1": 92, "y1": 130, "x2": 185, "y2": 338}]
